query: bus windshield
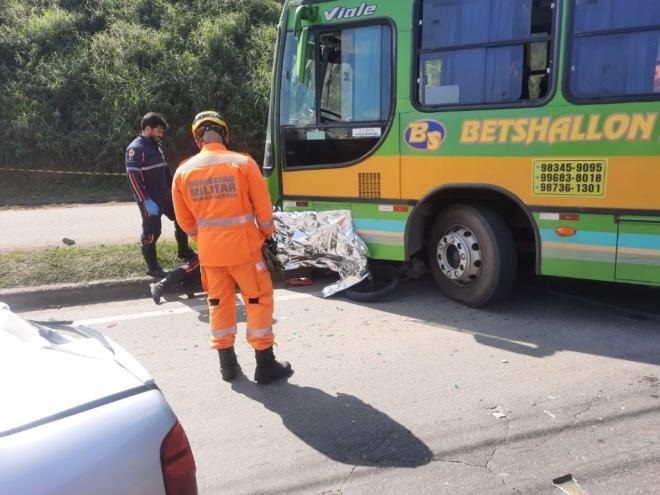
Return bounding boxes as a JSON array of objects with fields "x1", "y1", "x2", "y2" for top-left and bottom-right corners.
[
  {"x1": 278, "y1": 21, "x2": 393, "y2": 168},
  {"x1": 280, "y1": 25, "x2": 392, "y2": 126},
  {"x1": 280, "y1": 32, "x2": 316, "y2": 126}
]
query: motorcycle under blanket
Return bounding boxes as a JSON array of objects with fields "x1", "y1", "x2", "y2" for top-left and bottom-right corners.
[{"x1": 271, "y1": 210, "x2": 370, "y2": 297}]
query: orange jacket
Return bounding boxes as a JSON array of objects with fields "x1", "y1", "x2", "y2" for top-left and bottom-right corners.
[{"x1": 172, "y1": 143, "x2": 274, "y2": 266}]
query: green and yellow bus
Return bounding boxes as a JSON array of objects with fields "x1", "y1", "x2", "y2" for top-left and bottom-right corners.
[{"x1": 263, "y1": 0, "x2": 660, "y2": 306}]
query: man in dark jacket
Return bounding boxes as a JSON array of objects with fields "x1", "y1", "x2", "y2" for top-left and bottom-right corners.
[{"x1": 125, "y1": 112, "x2": 195, "y2": 278}]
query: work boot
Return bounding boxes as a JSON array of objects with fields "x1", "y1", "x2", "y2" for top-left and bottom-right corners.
[
  {"x1": 142, "y1": 243, "x2": 167, "y2": 278},
  {"x1": 177, "y1": 247, "x2": 196, "y2": 261},
  {"x1": 175, "y1": 226, "x2": 195, "y2": 260},
  {"x1": 149, "y1": 281, "x2": 166, "y2": 305},
  {"x1": 149, "y1": 268, "x2": 186, "y2": 304},
  {"x1": 254, "y1": 347, "x2": 293, "y2": 384},
  {"x1": 218, "y1": 347, "x2": 240, "y2": 382}
]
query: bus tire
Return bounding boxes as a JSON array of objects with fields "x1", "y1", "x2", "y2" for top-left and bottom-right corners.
[{"x1": 427, "y1": 204, "x2": 517, "y2": 307}]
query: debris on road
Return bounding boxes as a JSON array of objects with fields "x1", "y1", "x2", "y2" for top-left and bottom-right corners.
[
  {"x1": 552, "y1": 474, "x2": 589, "y2": 495},
  {"x1": 487, "y1": 406, "x2": 507, "y2": 419}
]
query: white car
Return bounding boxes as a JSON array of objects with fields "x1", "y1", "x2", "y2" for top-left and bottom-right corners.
[{"x1": 0, "y1": 303, "x2": 197, "y2": 495}]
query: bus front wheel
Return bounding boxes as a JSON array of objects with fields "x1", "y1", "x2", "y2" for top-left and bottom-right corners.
[{"x1": 427, "y1": 204, "x2": 517, "y2": 307}]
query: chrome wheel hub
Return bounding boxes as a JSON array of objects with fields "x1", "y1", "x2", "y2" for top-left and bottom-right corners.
[{"x1": 435, "y1": 225, "x2": 482, "y2": 286}]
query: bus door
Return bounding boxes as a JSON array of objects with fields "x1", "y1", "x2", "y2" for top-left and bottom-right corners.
[{"x1": 277, "y1": 15, "x2": 398, "y2": 202}]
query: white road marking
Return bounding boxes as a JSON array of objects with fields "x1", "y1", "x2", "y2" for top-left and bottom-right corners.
[
  {"x1": 74, "y1": 307, "x2": 194, "y2": 326},
  {"x1": 73, "y1": 291, "x2": 313, "y2": 326}
]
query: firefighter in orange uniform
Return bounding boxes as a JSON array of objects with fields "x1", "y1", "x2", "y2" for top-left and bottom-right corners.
[{"x1": 172, "y1": 111, "x2": 292, "y2": 384}]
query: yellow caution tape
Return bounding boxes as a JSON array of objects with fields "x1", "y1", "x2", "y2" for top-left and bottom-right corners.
[{"x1": 2, "y1": 167, "x2": 125, "y2": 177}]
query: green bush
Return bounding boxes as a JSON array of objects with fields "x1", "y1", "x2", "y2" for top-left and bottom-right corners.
[{"x1": 0, "y1": 0, "x2": 283, "y2": 173}]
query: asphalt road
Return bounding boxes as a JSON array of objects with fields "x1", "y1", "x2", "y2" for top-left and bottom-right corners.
[
  {"x1": 0, "y1": 203, "x2": 175, "y2": 252},
  {"x1": 18, "y1": 277, "x2": 660, "y2": 494}
]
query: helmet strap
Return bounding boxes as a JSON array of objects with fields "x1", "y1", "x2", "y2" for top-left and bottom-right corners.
[{"x1": 196, "y1": 125, "x2": 227, "y2": 146}]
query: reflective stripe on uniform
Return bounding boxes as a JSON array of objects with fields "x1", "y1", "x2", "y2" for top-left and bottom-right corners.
[
  {"x1": 141, "y1": 162, "x2": 168, "y2": 171},
  {"x1": 212, "y1": 326, "x2": 237, "y2": 338},
  {"x1": 198, "y1": 214, "x2": 255, "y2": 228},
  {"x1": 185, "y1": 228, "x2": 198, "y2": 237},
  {"x1": 257, "y1": 219, "x2": 274, "y2": 229},
  {"x1": 126, "y1": 167, "x2": 142, "y2": 173},
  {"x1": 177, "y1": 152, "x2": 248, "y2": 174},
  {"x1": 255, "y1": 261, "x2": 267, "y2": 271},
  {"x1": 247, "y1": 327, "x2": 273, "y2": 338}
]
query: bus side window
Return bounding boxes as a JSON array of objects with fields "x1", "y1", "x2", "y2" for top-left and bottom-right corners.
[
  {"x1": 527, "y1": 40, "x2": 549, "y2": 99},
  {"x1": 568, "y1": 0, "x2": 660, "y2": 100},
  {"x1": 417, "y1": 0, "x2": 554, "y2": 107}
]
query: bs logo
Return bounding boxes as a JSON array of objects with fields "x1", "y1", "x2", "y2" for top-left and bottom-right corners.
[{"x1": 404, "y1": 120, "x2": 446, "y2": 151}]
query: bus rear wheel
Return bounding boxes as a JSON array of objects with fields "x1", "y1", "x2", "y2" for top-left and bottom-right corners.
[{"x1": 427, "y1": 204, "x2": 517, "y2": 307}]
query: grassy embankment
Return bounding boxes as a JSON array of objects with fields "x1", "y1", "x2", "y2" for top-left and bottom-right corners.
[
  {"x1": 1, "y1": 174, "x2": 189, "y2": 289},
  {"x1": 0, "y1": 242, "x2": 183, "y2": 289}
]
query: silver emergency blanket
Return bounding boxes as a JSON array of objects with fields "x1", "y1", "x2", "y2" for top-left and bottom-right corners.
[{"x1": 272, "y1": 210, "x2": 370, "y2": 297}]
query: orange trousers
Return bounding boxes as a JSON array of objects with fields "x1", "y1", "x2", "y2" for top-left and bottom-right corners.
[{"x1": 201, "y1": 257, "x2": 274, "y2": 351}]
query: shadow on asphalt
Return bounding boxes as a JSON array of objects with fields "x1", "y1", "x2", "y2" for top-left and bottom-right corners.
[
  {"x1": 230, "y1": 376, "x2": 432, "y2": 467},
  {"x1": 290, "y1": 272, "x2": 660, "y2": 368},
  {"x1": 156, "y1": 270, "x2": 660, "y2": 368}
]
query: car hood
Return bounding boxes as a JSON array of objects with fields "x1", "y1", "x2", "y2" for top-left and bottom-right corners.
[{"x1": 0, "y1": 304, "x2": 155, "y2": 435}]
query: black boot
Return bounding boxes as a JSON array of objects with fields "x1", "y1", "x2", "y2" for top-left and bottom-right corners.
[
  {"x1": 149, "y1": 281, "x2": 166, "y2": 304},
  {"x1": 174, "y1": 222, "x2": 195, "y2": 260},
  {"x1": 142, "y1": 244, "x2": 167, "y2": 278},
  {"x1": 218, "y1": 347, "x2": 240, "y2": 382},
  {"x1": 149, "y1": 268, "x2": 186, "y2": 304},
  {"x1": 254, "y1": 347, "x2": 292, "y2": 384},
  {"x1": 177, "y1": 247, "x2": 196, "y2": 261}
]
